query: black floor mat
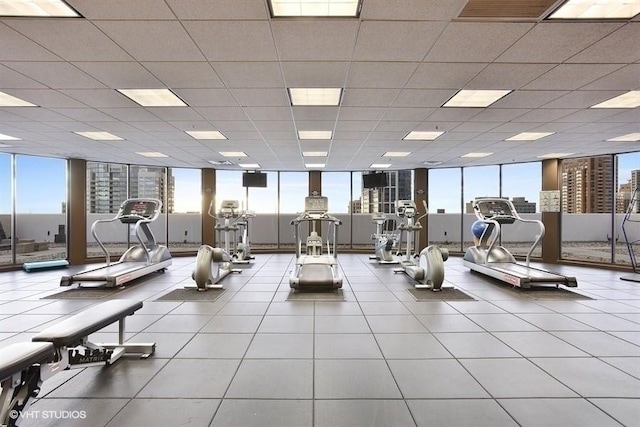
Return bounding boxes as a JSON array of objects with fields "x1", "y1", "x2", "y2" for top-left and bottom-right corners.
[
  {"x1": 154, "y1": 288, "x2": 226, "y2": 302},
  {"x1": 408, "y1": 287, "x2": 476, "y2": 301},
  {"x1": 514, "y1": 287, "x2": 593, "y2": 300},
  {"x1": 42, "y1": 287, "x2": 125, "y2": 300},
  {"x1": 286, "y1": 289, "x2": 346, "y2": 301}
]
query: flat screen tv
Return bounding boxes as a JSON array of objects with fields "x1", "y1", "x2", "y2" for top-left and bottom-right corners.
[
  {"x1": 242, "y1": 172, "x2": 267, "y2": 188},
  {"x1": 362, "y1": 172, "x2": 388, "y2": 189}
]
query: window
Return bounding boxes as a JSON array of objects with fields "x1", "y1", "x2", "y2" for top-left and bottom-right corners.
[
  {"x1": 501, "y1": 162, "x2": 543, "y2": 258},
  {"x1": 463, "y1": 166, "x2": 500, "y2": 251},
  {"x1": 561, "y1": 155, "x2": 614, "y2": 263},
  {"x1": 15, "y1": 155, "x2": 66, "y2": 264},
  {"x1": 130, "y1": 165, "x2": 168, "y2": 246},
  {"x1": 215, "y1": 171, "x2": 246, "y2": 212},
  {"x1": 0, "y1": 154, "x2": 11, "y2": 265},
  {"x1": 279, "y1": 172, "x2": 309, "y2": 247},
  {"x1": 169, "y1": 168, "x2": 202, "y2": 253},
  {"x1": 428, "y1": 168, "x2": 461, "y2": 253},
  {"x1": 615, "y1": 151, "x2": 640, "y2": 266},
  {"x1": 247, "y1": 171, "x2": 278, "y2": 249},
  {"x1": 322, "y1": 172, "x2": 351, "y2": 247}
]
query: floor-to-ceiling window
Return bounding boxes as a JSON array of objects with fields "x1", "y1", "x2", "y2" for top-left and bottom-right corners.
[
  {"x1": 561, "y1": 155, "x2": 614, "y2": 263},
  {"x1": 428, "y1": 168, "x2": 462, "y2": 253},
  {"x1": 462, "y1": 165, "x2": 500, "y2": 252},
  {"x1": 15, "y1": 155, "x2": 66, "y2": 264},
  {"x1": 279, "y1": 172, "x2": 309, "y2": 248},
  {"x1": 615, "y1": 151, "x2": 640, "y2": 267},
  {"x1": 501, "y1": 162, "x2": 543, "y2": 258},
  {"x1": 169, "y1": 168, "x2": 202, "y2": 253},
  {"x1": 322, "y1": 172, "x2": 351, "y2": 249},
  {"x1": 351, "y1": 172, "x2": 369, "y2": 250},
  {"x1": 247, "y1": 171, "x2": 278, "y2": 249},
  {"x1": 129, "y1": 165, "x2": 168, "y2": 247},
  {"x1": 0, "y1": 153, "x2": 12, "y2": 265},
  {"x1": 86, "y1": 162, "x2": 129, "y2": 258}
]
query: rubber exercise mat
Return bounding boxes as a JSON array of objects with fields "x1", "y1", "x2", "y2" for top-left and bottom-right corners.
[
  {"x1": 514, "y1": 287, "x2": 592, "y2": 300},
  {"x1": 155, "y1": 288, "x2": 225, "y2": 302},
  {"x1": 286, "y1": 290, "x2": 346, "y2": 301},
  {"x1": 408, "y1": 287, "x2": 476, "y2": 301},
  {"x1": 42, "y1": 287, "x2": 125, "y2": 300}
]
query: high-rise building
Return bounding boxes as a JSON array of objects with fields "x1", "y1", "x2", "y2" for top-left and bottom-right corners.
[
  {"x1": 361, "y1": 170, "x2": 412, "y2": 213},
  {"x1": 87, "y1": 164, "x2": 175, "y2": 213},
  {"x1": 561, "y1": 156, "x2": 616, "y2": 213},
  {"x1": 618, "y1": 170, "x2": 640, "y2": 213},
  {"x1": 465, "y1": 196, "x2": 535, "y2": 213}
]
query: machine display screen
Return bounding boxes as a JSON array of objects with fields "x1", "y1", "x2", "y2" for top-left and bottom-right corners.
[
  {"x1": 305, "y1": 196, "x2": 328, "y2": 213},
  {"x1": 122, "y1": 200, "x2": 157, "y2": 218},
  {"x1": 477, "y1": 200, "x2": 513, "y2": 218}
]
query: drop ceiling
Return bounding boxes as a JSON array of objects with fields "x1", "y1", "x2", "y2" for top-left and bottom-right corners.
[{"x1": 0, "y1": 0, "x2": 639, "y2": 171}]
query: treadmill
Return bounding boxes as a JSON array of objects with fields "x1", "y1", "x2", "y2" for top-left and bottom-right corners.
[
  {"x1": 463, "y1": 198, "x2": 577, "y2": 288},
  {"x1": 289, "y1": 196, "x2": 343, "y2": 290},
  {"x1": 61, "y1": 198, "x2": 172, "y2": 288}
]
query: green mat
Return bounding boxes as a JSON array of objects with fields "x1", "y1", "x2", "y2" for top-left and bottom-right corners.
[
  {"x1": 408, "y1": 287, "x2": 476, "y2": 301},
  {"x1": 155, "y1": 288, "x2": 226, "y2": 302}
]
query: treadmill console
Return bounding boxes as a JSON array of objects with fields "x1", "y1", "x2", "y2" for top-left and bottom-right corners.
[
  {"x1": 475, "y1": 199, "x2": 516, "y2": 224},
  {"x1": 395, "y1": 200, "x2": 416, "y2": 218},
  {"x1": 119, "y1": 199, "x2": 160, "y2": 223},
  {"x1": 305, "y1": 196, "x2": 329, "y2": 218}
]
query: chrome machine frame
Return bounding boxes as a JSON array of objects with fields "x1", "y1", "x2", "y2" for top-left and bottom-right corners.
[
  {"x1": 289, "y1": 196, "x2": 342, "y2": 290},
  {"x1": 463, "y1": 198, "x2": 577, "y2": 288},
  {"x1": 61, "y1": 198, "x2": 172, "y2": 288}
]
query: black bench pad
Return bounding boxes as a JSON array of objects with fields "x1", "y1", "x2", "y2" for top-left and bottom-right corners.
[
  {"x1": 32, "y1": 300, "x2": 143, "y2": 348},
  {"x1": 0, "y1": 342, "x2": 55, "y2": 382}
]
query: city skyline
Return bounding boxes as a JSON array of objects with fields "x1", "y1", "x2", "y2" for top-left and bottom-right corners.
[{"x1": 1, "y1": 152, "x2": 639, "y2": 215}]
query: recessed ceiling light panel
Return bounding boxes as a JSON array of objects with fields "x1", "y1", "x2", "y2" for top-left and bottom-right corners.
[
  {"x1": 303, "y1": 151, "x2": 328, "y2": 157},
  {"x1": 383, "y1": 152, "x2": 411, "y2": 157},
  {"x1": 0, "y1": 91, "x2": 37, "y2": 107},
  {"x1": 549, "y1": 0, "x2": 640, "y2": 19},
  {"x1": 423, "y1": 161, "x2": 442, "y2": 166},
  {"x1": 607, "y1": 133, "x2": 640, "y2": 142},
  {"x1": 269, "y1": 0, "x2": 361, "y2": 16},
  {"x1": 537, "y1": 152, "x2": 575, "y2": 158},
  {"x1": 370, "y1": 163, "x2": 391, "y2": 168},
  {"x1": 219, "y1": 151, "x2": 247, "y2": 157},
  {"x1": 461, "y1": 152, "x2": 493, "y2": 158},
  {"x1": 0, "y1": 0, "x2": 79, "y2": 17},
  {"x1": 298, "y1": 130, "x2": 333, "y2": 140},
  {"x1": 289, "y1": 88, "x2": 342, "y2": 106},
  {"x1": 403, "y1": 131, "x2": 445, "y2": 141},
  {"x1": 208, "y1": 160, "x2": 234, "y2": 165},
  {"x1": 239, "y1": 163, "x2": 260, "y2": 168},
  {"x1": 506, "y1": 132, "x2": 555, "y2": 141},
  {"x1": 186, "y1": 131, "x2": 227, "y2": 140},
  {"x1": 305, "y1": 163, "x2": 326, "y2": 168},
  {"x1": 591, "y1": 91, "x2": 640, "y2": 108},
  {"x1": 74, "y1": 131, "x2": 123, "y2": 141},
  {"x1": 443, "y1": 90, "x2": 511, "y2": 108},
  {"x1": 118, "y1": 89, "x2": 187, "y2": 107},
  {"x1": 137, "y1": 152, "x2": 169, "y2": 158},
  {"x1": 0, "y1": 133, "x2": 20, "y2": 141}
]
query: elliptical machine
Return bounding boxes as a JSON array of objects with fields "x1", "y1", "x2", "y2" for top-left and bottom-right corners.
[
  {"x1": 231, "y1": 209, "x2": 255, "y2": 264},
  {"x1": 393, "y1": 200, "x2": 449, "y2": 291},
  {"x1": 369, "y1": 213, "x2": 400, "y2": 264},
  {"x1": 188, "y1": 200, "x2": 241, "y2": 291}
]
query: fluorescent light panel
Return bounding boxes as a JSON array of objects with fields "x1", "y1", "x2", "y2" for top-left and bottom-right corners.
[
  {"x1": 219, "y1": 151, "x2": 247, "y2": 157},
  {"x1": 239, "y1": 163, "x2": 260, "y2": 168},
  {"x1": 370, "y1": 163, "x2": 391, "y2": 168},
  {"x1": 383, "y1": 152, "x2": 411, "y2": 157},
  {"x1": 538, "y1": 152, "x2": 575, "y2": 158},
  {"x1": 74, "y1": 131, "x2": 123, "y2": 141},
  {"x1": 403, "y1": 131, "x2": 444, "y2": 141},
  {"x1": 270, "y1": 0, "x2": 360, "y2": 16},
  {"x1": 461, "y1": 152, "x2": 493, "y2": 158},
  {"x1": 0, "y1": 133, "x2": 20, "y2": 141},
  {"x1": 305, "y1": 163, "x2": 326, "y2": 168},
  {"x1": 0, "y1": 91, "x2": 37, "y2": 107},
  {"x1": 289, "y1": 88, "x2": 342, "y2": 106},
  {"x1": 208, "y1": 160, "x2": 233, "y2": 165},
  {"x1": 423, "y1": 161, "x2": 442, "y2": 166},
  {"x1": 118, "y1": 89, "x2": 187, "y2": 107},
  {"x1": 549, "y1": 0, "x2": 640, "y2": 19},
  {"x1": 506, "y1": 132, "x2": 555, "y2": 141},
  {"x1": 0, "y1": 0, "x2": 78, "y2": 16},
  {"x1": 298, "y1": 130, "x2": 332, "y2": 140},
  {"x1": 303, "y1": 151, "x2": 328, "y2": 157},
  {"x1": 185, "y1": 131, "x2": 226, "y2": 140},
  {"x1": 591, "y1": 91, "x2": 640, "y2": 108},
  {"x1": 0, "y1": 143, "x2": 13, "y2": 148},
  {"x1": 443, "y1": 90, "x2": 511, "y2": 108},
  {"x1": 137, "y1": 152, "x2": 168, "y2": 158},
  {"x1": 607, "y1": 133, "x2": 640, "y2": 142}
]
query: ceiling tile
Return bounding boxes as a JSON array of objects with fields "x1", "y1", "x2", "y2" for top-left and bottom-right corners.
[
  {"x1": 342, "y1": 89, "x2": 400, "y2": 107},
  {"x1": 147, "y1": 107, "x2": 204, "y2": 121},
  {"x1": 407, "y1": 63, "x2": 486, "y2": 89},
  {"x1": 69, "y1": 0, "x2": 176, "y2": 19},
  {"x1": 347, "y1": 62, "x2": 418, "y2": 88},
  {"x1": 73, "y1": 62, "x2": 163, "y2": 88},
  {"x1": 393, "y1": 89, "x2": 457, "y2": 107},
  {"x1": 212, "y1": 62, "x2": 284, "y2": 88},
  {"x1": 60, "y1": 89, "x2": 137, "y2": 108},
  {"x1": 581, "y1": 64, "x2": 640, "y2": 91},
  {"x1": 174, "y1": 89, "x2": 239, "y2": 107},
  {"x1": 542, "y1": 90, "x2": 628, "y2": 109},
  {"x1": 231, "y1": 89, "x2": 290, "y2": 107},
  {"x1": 466, "y1": 63, "x2": 556, "y2": 90},
  {"x1": 193, "y1": 107, "x2": 248, "y2": 121},
  {"x1": 281, "y1": 62, "x2": 350, "y2": 87},
  {"x1": 293, "y1": 107, "x2": 338, "y2": 121},
  {"x1": 338, "y1": 107, "x2": 387, "y2": 121},
  {"x1": 523, "y1": 64, "x2": 624, "y2": 90},
  {"x1": 166, "y1": 0, "x2": 268, "y2": 19},
  {"x1": 143, "y1": 62, "x2": 224, "y2": 88},
  {"x1": 5, "y1": 62, "x2": 105, "y2": 89},
  {"x1": 244, "y1": 107, "x2": 293, "y2": 121},
  {"x1": 0, "y1": 22, "x2": 60, "y2": 61},
  {"x1": 3, "y1": 89, "x2": 86, "y2": 107},
  {"x1": 184, "y1": 21, "x2": 277, "y2": 61},
  {"x1": 567, "y1": 23, "x2": 640, "y2": 64},
  {"x1": 490, "y1": 90, "x2": 568, "y2": 109},
  {"x1": 354, "y1": 21, "x2": 446, "y2": 61},
  {"x1": 362, "y1": 0, "x2": 468, "y2": 20},
  {"x1": 271, "y1": 20, "x2": 358, "y2": 61},
  {"x1": 0, "y1": 65, "x2": 46, "y2": 89},
  {"x1": 382, "y1": 108, "x2": 433, "y2": 121}
]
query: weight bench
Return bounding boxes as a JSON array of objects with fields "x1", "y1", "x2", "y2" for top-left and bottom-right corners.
[
  {"x1": 0, "y1": 342, "x2": 56, "y2": 427},
  {"x1": 0, "y1": 300, "x2": 154, "y2": 426}
]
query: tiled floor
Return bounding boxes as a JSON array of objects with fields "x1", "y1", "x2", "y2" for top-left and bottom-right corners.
[{"x1": 1, "y1": 254, "x2": 639, "y2": 427}]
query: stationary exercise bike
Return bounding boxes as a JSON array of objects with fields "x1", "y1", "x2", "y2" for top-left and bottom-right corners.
[
  {"x1": 188, "y1": 200, "x2": 241, "y2": 291},
  {"x1": 369, "y1": 213, "x2": 399, "y2": 264},
  {"x1": 393, "y1": 200, "x2": 449, "y2": 291}
]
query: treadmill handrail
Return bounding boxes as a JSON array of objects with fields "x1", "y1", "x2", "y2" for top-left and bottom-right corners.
[
  {"x1": 518, "y1": 217, "x2": 545, "y2": 267},
  {"x1": 480, "y1": 218, "x2": 501, "y2": 266}
]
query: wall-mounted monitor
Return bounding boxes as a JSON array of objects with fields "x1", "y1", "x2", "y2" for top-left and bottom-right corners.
[
  {"x1": 242, "y1": 172, "x2": 267, "y2": 188},
  {"x1": 362, "y1": 172, "x2": 388, "y2": 189}
]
